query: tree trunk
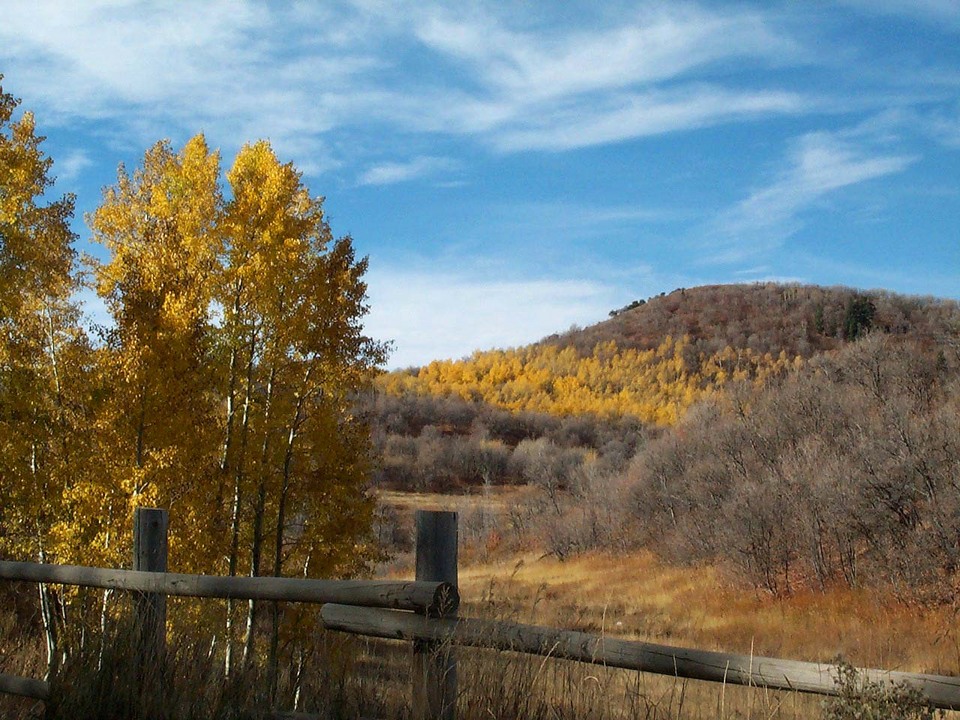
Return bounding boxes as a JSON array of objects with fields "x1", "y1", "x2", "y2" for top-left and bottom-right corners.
[
  {"x1": 135, "y1": 382, "x2": 147, "y2": 472},
  {"x1": 38, "y1": 582, "x2": 58, "y2": 681},
  {"x1": 37, "y1": 539, "x2": 59, "y2": 681},
  {"x1": 225, "y1": 326, "x2": 257, "y2": 677},
  {"x1": 243, "y1": 363, "x2": 276, "y2": 666},
  {"x1": 268, "y1": 375, "x2": 311, "y2": 699},
  {"x1": 218, "y1": 281, "x2": 244, "y2": 508}
]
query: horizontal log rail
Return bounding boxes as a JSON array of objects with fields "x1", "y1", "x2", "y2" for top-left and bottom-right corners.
[
  {"x1": 0, "y1": 560, "x2": 458, "y2": 616},
  {"x1": 320, "y1": 604, "x2": 960, "y2": 711},
  {"x1": 0, "y1": 672, "x2": 49, "y2": 701}
]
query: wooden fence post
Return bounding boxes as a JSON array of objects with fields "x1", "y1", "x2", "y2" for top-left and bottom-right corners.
[
  {"x1": 413, "y1": 510, "x2": 458, "y2": 720},
  {"x1": 133, "y1": 507, "x2": 168, "y2": 664}
]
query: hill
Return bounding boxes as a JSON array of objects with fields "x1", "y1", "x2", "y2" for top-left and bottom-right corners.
[
  {"x1": 547, "y1": 282, "x2": 957, "y2": 358},
  {"x1": 379, "y1": 283, "x2": 960, "y2": 425}
]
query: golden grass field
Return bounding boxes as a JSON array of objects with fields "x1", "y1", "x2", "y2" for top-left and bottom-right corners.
[
  {"x1": 379, "y1": 491, "x2": 960, "y2": 718},
  {"x1": 456, "y1": 550, "x2": 960, "y2": 674}
]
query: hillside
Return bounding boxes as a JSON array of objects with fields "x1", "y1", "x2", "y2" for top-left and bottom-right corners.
[
  {"x1": 370, "y1": 283, "x2": 960, "y2": 600},
  {"x1": 628, "y1": 332, "x2": 960, "y2": 597},
  {"x1": 378, "y1": 283, "x2": 960, "y2": 425},
  {"x1": 551, "y1": 283, "x2": 959, "y2": 357}
]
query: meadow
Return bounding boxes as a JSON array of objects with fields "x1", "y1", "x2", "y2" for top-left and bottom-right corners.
[{"x1": 373, "y1": 490, "x2": 959, "y2": 719}]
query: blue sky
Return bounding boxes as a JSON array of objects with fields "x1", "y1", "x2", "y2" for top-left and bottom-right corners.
[{"x1": 1, "y1": 0, "x2": 958, "y2": 368}]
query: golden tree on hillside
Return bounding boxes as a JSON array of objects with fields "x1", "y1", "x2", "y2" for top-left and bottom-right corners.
[{"x1": 383, "y1": 335, "x2": 800, "y2": 425}]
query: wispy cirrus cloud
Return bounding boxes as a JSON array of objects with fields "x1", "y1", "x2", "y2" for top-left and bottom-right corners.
[
  {"x1": 53, "y1": 149, "x2": 93, "y2": 184},
  {"x1": 491, "y1": 86, "x2": 805, "y2": 152},
  {"x1": 1, "y1": 1, "x2": 271, "y2": 116},
  {"x1": 707, "y1": 131, "x2": 916, "y2": 262},
  {"x1": 357, "y1": 155, "x2": 458, "y2": 186},
  {"x1": 413, "y1": 4, "x2": 799, "y2": 101},
  {"x1": 0, "y1": 1, "x2": 814, "y2": 164},
  {"x1": 0, "y1": 1, "x2": 373, "y2": 167},
  {"x1": 403, "y1": 3, "x2": 811, "y2": 150}
]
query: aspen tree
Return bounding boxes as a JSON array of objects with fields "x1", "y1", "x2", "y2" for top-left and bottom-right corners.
[
  {"x1": 1, "y1": 120, "x2": 382, "y2": 677},
  {"x1": 0, "y1": 77, "x2": 91, "y2": 677},
  {"x1": 218, "y1": 141, "x2": 384, "y2": 674},
  {"x1": 90, "y1": 134, "x2": 223, "y2": 565}
]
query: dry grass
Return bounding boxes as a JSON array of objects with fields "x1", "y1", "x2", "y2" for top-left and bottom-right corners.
[
  {"x1": 381, "y1": 541, "x2": 960, "y2": 719},
  {"x1": 0, "y1": 563, "x2": 831, "y2": 720},
  {"x1": 456, "y1": 643, "x2": 823, "y2": 720},
  {"x1": 376, "y1": 487, "x2": 534, "y2": 513},
  {"x1": 454, "y1": 550, "x2": 960, "y2": 674},
  {"x1": 374, "y1": 490, "x2": 960, "y2": 716}
]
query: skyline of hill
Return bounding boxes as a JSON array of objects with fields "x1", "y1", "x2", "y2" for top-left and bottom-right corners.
[
  {"x1": 379, "y1": 283, "x2": 960, "y2": 426},
  {"x1": 544, "y1": 283, "x2": 959, "y2": 359}
]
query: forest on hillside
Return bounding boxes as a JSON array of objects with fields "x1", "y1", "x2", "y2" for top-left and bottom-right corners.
[
  {"x1": 570, "y1": 283, "x2": 958, "y2": 357},
  {"x1": 629, "y1": 333, "x2": 960, "y2": 599},
  {"x1": 381, "y1": 285, "x2": 959, "y2": 425}
]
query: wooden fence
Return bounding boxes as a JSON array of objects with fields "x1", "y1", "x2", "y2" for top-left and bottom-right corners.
[{"x1": 2, "y1": 507, "x2": 960, "y2": 719}]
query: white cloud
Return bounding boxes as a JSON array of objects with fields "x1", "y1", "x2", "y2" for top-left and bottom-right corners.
[
  {"x1": 363, "y1": 269, "x2": 620, "y2": 368},
  {"x1": 401, "y1": 4, "x2": 810, "y2": 150},
  {"x1": 708, "y1": 132, "x2": 915, "y2": 262},
  {"x1": 1, "y1": 1, "x2": 267, "y2": 110},
  {"x1": 414, "y1": 4, "x2": 798, "y2": 102},
  {"x1": 53, "y1": 149, "x2": 93, "y2": 184},
  {"x1": 0, "y1": 1, "x2": 371, "y2": 155},
  {"x1": 357, "y1": 156, "x2": 457, "y2": 186},
  {"x1": 0, "y1": 1, "x2": 813, "y2": 160},
  {"x1": 492, "y1": 86, "x2": 805, "y2": 152}
]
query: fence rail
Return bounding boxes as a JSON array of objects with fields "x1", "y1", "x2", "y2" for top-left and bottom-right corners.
[
  {"x1": 0, "y1": 672, "x2": 49, "y2": 701},
  {"x1": 0, "y1": 560, "x2": 456, "y2": 615},
  {"x1": 2, "y1": 507, "x2": 960, "y2": 717},
  {"x1": 321, "y1": 603, "x2": 960, "y2": 710}
]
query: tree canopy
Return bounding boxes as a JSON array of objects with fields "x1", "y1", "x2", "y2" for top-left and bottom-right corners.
[{"x1": 0, "y1": 78, "x2": 385, "y2": 675}]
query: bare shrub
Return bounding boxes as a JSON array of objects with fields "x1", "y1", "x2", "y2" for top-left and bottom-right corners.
[
  {"x1": 822, "y1": 659, "x2": 940, "y2": 720},
  {"x1": 623, "y1": 334, "x2": 960, "y2": 599}
]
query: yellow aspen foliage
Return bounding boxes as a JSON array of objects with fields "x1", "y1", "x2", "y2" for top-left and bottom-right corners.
[
  {"x1": 89, "y1": 134, "x2": 223, "y2": 572},
  {"x1": 0, "y1": 82, "x2": 375, "y2": 674},
  {"x1": 78, "y1": 135, "x2": 385, "y2": 609},
  {"x1": 218, "y1": 141, "x2": 386, "y2": 667},
  {"x1": 378, "y1": 334, "x2": 802, "y2": 427},
  {"x1": 0, "y1": 78, "x2": 90, "y2": 562},
  {"x1": 0, "y1": 78, "x2": 99, "y2": 675}
]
